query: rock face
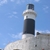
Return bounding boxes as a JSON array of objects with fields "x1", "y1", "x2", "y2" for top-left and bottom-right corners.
[{"x1": 4, "y1": 34, "x2": 50, "y2": 50}]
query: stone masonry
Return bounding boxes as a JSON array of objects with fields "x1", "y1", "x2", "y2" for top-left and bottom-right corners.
[{"x1": 4, "y1": 34, "x2": 50, "y2": 50}]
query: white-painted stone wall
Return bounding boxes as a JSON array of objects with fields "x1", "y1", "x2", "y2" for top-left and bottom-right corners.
[{"x1": 4, "y1": 34, "x2": 50, "y2": 50}]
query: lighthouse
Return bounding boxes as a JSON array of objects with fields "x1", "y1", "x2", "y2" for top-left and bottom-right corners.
[
  {"x1": 4, "y1": 4, "x2": 50, "y2": 50},
  {"x1": 22, "y1": 4, "x2": 37, "y2": 39}
]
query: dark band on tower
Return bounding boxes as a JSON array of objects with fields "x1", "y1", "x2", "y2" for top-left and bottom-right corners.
[{"x1": 23, "y1": 19, "x2": 35, "y2": 35}]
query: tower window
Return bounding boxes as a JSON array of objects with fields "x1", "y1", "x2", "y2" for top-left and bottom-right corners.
[
  {"x1": 14, "y1": 49, "x2": 20, "y2": 50},
  {"x1": 26, "y1": 40, "x2": 27, "y2": 42},
  {"x1": 42, "y1": 49, "x2": 44, "y2": 50},
  {"x1": 26, "y1": 16, "x2": 28, "y2": 18},
  {"x1": 35, "y1": 45, "x2": 37, "y2": 47}
]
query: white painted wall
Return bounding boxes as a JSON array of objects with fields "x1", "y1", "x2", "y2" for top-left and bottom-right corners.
[
  {"x1": 22, "y1": 34, "x2": 34, "y2": 39},
  {"x1": 24, "y1": 13, "x2": 35, "y2": 20},
  {"x1": 23, "y1": 9, "x2": 37, "y2": 20}
]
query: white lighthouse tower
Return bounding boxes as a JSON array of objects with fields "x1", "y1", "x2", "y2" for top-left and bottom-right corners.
[{"x1": 22, "y1": 4, "x2": 37, "y2": 39}]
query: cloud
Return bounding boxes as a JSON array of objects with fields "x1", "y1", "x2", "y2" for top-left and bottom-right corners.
[
  {"x1": 10, "y1": 0, "x2": 21, "y2": 4},
  {"x1": 13, "y1": 12, "x2": 17, "y2": 14},
  {"x1": 0, "y1": 0, "x2": 7, "y2": 6},
  {"x1": 0, "y1": 0, "x2": 25, "y2": 6},
  {"x1": 16, "y1": 0, "x2": 25, "y2": 4},
  {"x1": 35, "y1": 30, "x2": 50, "y2": 34},
  {"x1": 34, "y1": 0, "x2": 40, "y2": 2},
  {"x1": 8, "y1": 32, "x2": 22, "y2": 39},
  {"x1": 0, "y1": 33, "x2": 2, "y2": 36},
  {"x1": 9, "y1": 15, "x2": 14, "y2": 18},
  {"x1": 10, "y1": 0, "x2": 25, "y2": 4},
  {"x1": 35, "y1": 30, "x2": 45, "y2": 36},
  {"x1": 10, "y1": 0, "x2": 40, "y2": 5},
  {"x1": 35, "y1": 30, "x2": 44, "y2": 33},
  {"x1": 3, "y1": 43, "x2": 7, "y2": 46},
  {"x1": 46, "y1": 30, "x2": 50, "y2": 33},
  {"x1": 10, "y1": 0, "x2": 14, "y2": 2},
  {"x1": 0, "y1": 33, "x2": 2, "y2": 37},
  {"x1": 0, "y1": 0, "x2": 40, "y2": 6},
  {"x1": 43, "y1": 5, "x2": 49, "y2": 13},
  {"x1": 9, "y1": 15, "x2": 18, "y2": 18},
  {"x1": 35, "y1": 30, "x2": 50, "y2": 37},
  {"x1": 21, "y1": 0, "x2": 25, "y2": 3},
  {"x1": 16, "y1": 0, "x2": 21, "y2": 4},
  {"x1": 8, "y1": 11, "x2": 18, "y2": 18}
]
